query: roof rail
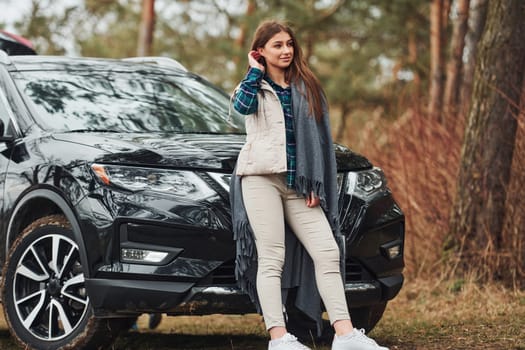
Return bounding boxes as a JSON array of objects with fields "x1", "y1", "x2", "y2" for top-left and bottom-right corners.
[{"x1": 123, "y1": 56, "x2": 187, "y2": 72}]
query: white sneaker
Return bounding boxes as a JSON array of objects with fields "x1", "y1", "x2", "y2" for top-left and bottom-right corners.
[
  {"x1": 268, "y1": 333, "x2": 311, "y2": 350},
  {"x1": 332, "y1": 328, "x2": 389, "y2": 350}
]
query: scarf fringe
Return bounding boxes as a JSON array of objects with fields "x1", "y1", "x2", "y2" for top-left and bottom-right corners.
[
  {"x1": 295, "y1": 176, "x2": 326, "y2": 205},
  {"x1": 233, "y1": 218, "x2": 260, "y2": 309}
]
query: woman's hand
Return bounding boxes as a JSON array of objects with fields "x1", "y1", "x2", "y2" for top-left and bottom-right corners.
[
  {"x1": 305, "y1": 192, "x2": 320, "y2": 208},
  {"x1": 248, "y1": 50, "x2": 265, "y2": 72}
]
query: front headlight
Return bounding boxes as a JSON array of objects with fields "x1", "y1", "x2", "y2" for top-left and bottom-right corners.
[
  {"x1": 346, "y1": 167, "x2": 388, "y2": 198},
  {"x1": 91, "y1": 163, "x2": 215, "y2": 199}
]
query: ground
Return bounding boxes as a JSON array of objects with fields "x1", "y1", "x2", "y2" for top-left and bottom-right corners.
[{"x1": 0, "y1": 279, "x2": 523, "y2": 349}]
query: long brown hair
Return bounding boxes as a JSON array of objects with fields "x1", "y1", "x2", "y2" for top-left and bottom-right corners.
[{"x1": 250, "y1": 20, "x2": 325, "y2": 121}]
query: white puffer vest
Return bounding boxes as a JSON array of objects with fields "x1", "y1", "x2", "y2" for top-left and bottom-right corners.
[{"x1": 235, "y1": 80, "x2": 288, "y2": 176}]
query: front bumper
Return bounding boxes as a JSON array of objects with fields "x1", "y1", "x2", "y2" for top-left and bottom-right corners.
[{"x1": 86, "y1": 273, "x2": 403, "y2": 317}]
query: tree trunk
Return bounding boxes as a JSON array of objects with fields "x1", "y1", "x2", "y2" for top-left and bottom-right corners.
[
  {"x1": 408, "y1": 20, "x2": 421, "y2": 115},
  {"x1": 449, "y1": 0, "x2": 525, "y2": 280},
  {"x1": 137, "y1": 0, "x2": 155, "y2": 57},
  {"x1": 234, "y1": 1, "x2": 256, "y2": 54},
  {"x1": 442, "y1": 0, "x2": 452, "y2": 28},
  {"x1": 443, "y1": 0, "x2": 470, "y2": 128},
  {"x1": 233, "y1": 0, "x2": 256, "y2": 78},
  {"x1": 501, "y1": 74, "x2": 525, "y2": 289},
  {"x1": 428, "y1": 0, "x2": 445, "y2": 122},
  {"x1": 336, "y1": 103, "x2": 351, "y2": 142},
  {"x1": 459, "y1": 0, "x2": 488, "y2": 122},
  {"x1": 304, "y1": 33, "x2": 314, "y2": 62}
]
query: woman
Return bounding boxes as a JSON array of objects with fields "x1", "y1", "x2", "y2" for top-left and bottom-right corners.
[{"x1": 230, "y1": 20, "x2": 389, "y2": 350}]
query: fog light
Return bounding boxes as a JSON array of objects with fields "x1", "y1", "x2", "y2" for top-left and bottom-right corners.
[
  {"x1": 386, "y1": 245, "x2": 401, "y2": 259},
  {"x1": 381, "y1": 240, "x2": 403, "y2": 260},
  {"x1": 121, "y1": 248, "x2": 168, "y2": 263}
]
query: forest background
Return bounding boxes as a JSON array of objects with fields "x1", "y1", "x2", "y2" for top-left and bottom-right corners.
[{"x1": 1, "y1": 0, "x2": 524, "y2": 348}]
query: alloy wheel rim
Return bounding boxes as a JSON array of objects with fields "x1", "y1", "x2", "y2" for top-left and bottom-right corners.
[{"x1": 12, "y1": 233, "x2": 89, "y2": 341}]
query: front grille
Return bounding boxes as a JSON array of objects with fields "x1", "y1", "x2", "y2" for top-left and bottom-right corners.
[
  {"x1": 210, "y1": 259, "x2": 364, "y2": 285},
  {"x1": 210, "y1": 259, "x2": 236, "y2": 284},
  {"x1": 345, "y1": 258, "x2": 363, "y2": 282}
]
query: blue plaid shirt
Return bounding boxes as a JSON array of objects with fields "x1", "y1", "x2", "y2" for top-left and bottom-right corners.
[{"x1": 233, "y1": 68, "x2": 296, "y2": 188}]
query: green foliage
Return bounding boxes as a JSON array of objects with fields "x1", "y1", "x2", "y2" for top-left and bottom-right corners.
[
  {"x1": 13, "y1": 0, "x2": 74, "y2": 55},
  {"x1": 77, "y1": 1, "x2": 141, "y2": 58}
]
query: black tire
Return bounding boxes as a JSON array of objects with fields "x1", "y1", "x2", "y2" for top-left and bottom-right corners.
[
  {"x1": 287, "y1": 302, "x2": 387, "y2": 343},
  {"x1": 1, "y1": 215, "x2": 121, "y2": 350},
  {"x1": 349, "y1": 302, "x2": 387, "y2": 333}
]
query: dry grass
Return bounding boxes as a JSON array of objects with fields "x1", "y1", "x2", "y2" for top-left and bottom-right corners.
[
  {"x1": 133, "y1": 313, "x2": 267, "y2": 338},
  {"x1": 338, "y1": 107, "x2": 463, "y2": 279},
  {"x1": 376, "y1": 278, "x2": 525, "y2": 349},
  {"x1": 340, "y1": 105, "x2": 525, "y2": 287}
]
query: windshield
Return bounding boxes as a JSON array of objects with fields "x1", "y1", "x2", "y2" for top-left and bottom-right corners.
[{"x1": 13, "y1": 69, "x2": 245, "y2": 134}]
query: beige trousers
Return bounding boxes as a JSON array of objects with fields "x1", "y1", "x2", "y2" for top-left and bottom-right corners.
[{"x1": 241, "y1": 174, "x2": 350, "y2": 330}]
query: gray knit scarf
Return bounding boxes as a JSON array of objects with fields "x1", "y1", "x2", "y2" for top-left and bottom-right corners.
[{"x1": 229, "y1": 80, "x2": 344, "y2": 335}]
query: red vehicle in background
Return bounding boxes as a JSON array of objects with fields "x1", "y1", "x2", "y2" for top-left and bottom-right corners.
[{"x1": 0, "y1": 30, "x2": 36, "y2": 55}]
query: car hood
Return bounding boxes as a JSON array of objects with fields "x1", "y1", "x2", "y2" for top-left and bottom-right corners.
[{"x1": 52, "y1": 132, "x2": 371, "y2": 171}]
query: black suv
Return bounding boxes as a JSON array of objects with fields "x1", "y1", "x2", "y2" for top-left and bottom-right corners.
[{"x1": 0, "y1": 48, "x2": 404, "y2": 350}]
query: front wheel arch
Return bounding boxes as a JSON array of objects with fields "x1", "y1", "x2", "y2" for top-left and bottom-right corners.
[{"x1": 6, "y1": 189, "x2": 90, "y2": 278}]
